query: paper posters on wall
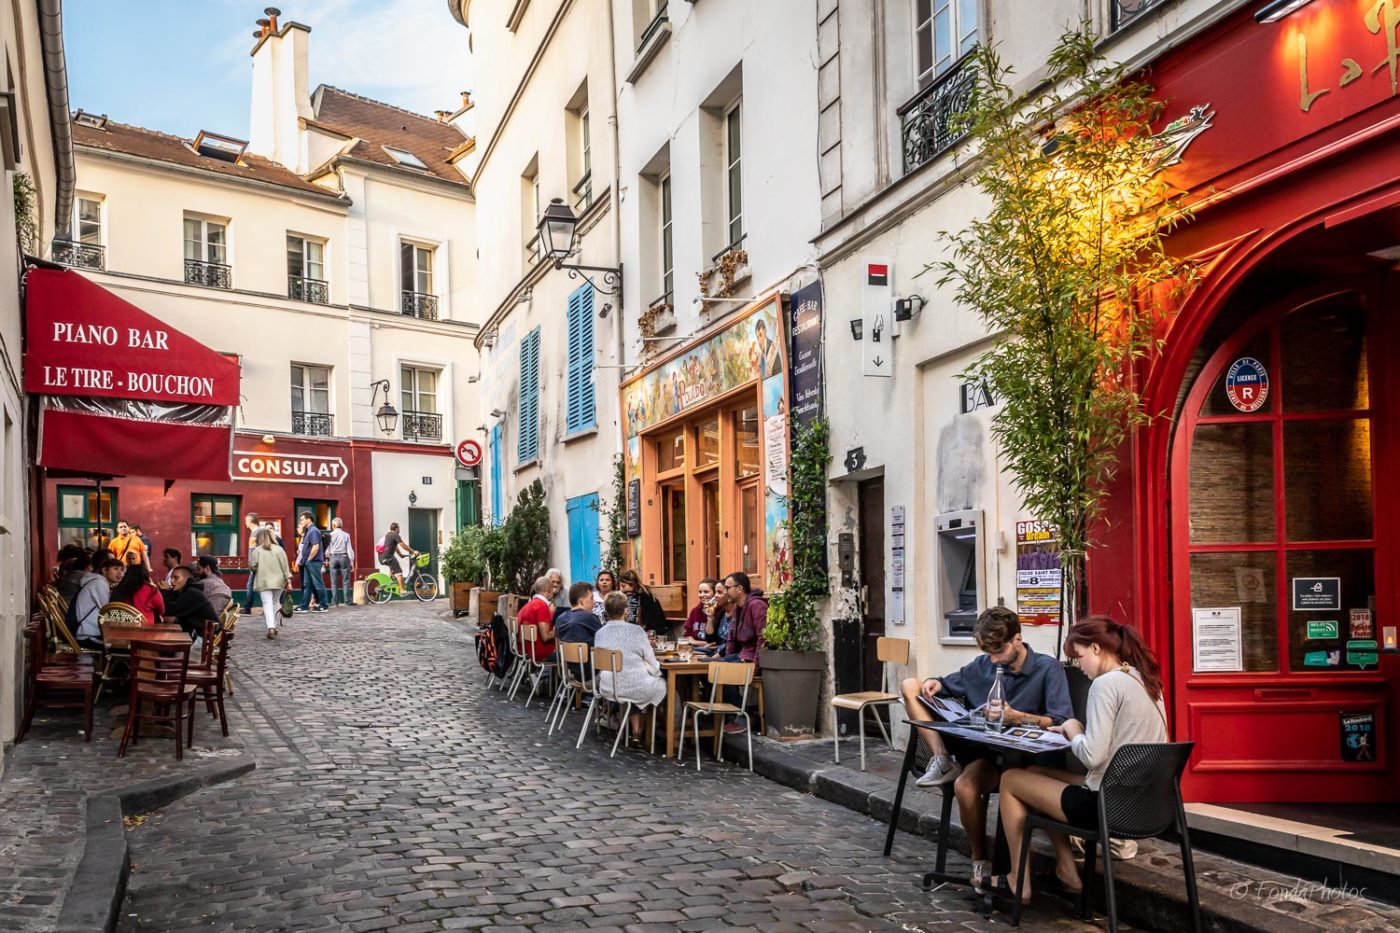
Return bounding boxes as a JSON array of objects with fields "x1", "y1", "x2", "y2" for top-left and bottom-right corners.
[
  {"x1": 890, "y1": 505, "x2": 906, "y2": 625},
  {"x1": 1192, "y1": 607, "x2": 1243, "y2": 672},
  {"x1": 1340, "y1": 711, "x2": 1376, "y2": 762},
  {"x1": 1015, "y1": 520, "x2": 1061, "y2": 625},
  {"x1": 1292, "y1": 577, "x2": 1341, "y2": 611}
]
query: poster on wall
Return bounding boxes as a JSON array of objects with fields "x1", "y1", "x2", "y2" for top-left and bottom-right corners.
[
  {"x1": 1192, "y1": 607, "x2": 1244, "y2": 672},
  {"x1": 787, "y1": 281, "x2": 824, "y2": 428},
  {"x1": 1340, "y1": 711, "x2": 1376, "y2": 762},
  {"x1": 890, "y1": 506, "x2": 906, "y2": 625},
  {"x1": 764, "y1": 376, "x2": 788, "y2": 498},
  {"x1": 1015, "y1": 520, "x2": 1061, "y2": 625}
]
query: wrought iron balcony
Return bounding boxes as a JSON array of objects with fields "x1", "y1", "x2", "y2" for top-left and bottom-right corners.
[
  {"x1": 401, "y1": 290, "x2": 439, "y2": 320},
  {"x1": 291, "y1": 410, "x2": 333, "y2": 437},
  {"x1": 53, "y1": 240, "x2": 105, "y2": 271},
  {"x1": 899, "y1": 53, "x2": 977, "y2": 175},
  {"x1": 572, "y1": 171, "x2": 593, "y2": 211},
  {"x1": 638, "y1": 8, "x2": 667, "y2": 51},
  {"x1": 1112, "y1": 0, "x2": 1167, "y2": 32},
  {"x1": 185, "y1": 258, "x2": 232, "y2": 289},
  {"x1": 402, "y1": 409, "x2": 443, "y2": 442},
  {"x1": 289, "y1": 275, "x2": 329, "y2": 305}
]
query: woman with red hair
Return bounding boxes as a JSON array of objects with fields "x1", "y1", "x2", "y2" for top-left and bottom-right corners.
[{"x1": 983, "y1": 615, "x2": 1169, "y2": 904}]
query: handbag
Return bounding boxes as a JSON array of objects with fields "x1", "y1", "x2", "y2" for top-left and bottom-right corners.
[{"x1": 280, "y1": 589, "x2": 295, "y2": 619}]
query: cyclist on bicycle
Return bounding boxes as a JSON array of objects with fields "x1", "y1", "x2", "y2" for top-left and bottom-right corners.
[{"x1": 378, "y1": 522, "x2": 416, "y2": 591}]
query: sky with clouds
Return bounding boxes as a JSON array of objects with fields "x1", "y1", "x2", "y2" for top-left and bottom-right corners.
[{"x1": 65, "y1": 0, "x2": 473, "y2": 138}]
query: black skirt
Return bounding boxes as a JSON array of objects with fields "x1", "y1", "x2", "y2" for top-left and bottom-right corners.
[{"x1": 1060, "y1": 783, "x2": 1100, "y2": 831}]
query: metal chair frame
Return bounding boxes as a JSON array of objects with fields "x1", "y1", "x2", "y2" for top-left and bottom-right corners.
[
  {"x1": 678, "y1": 661, "x2": 754, "y2": 771},
  {"x1": 513, "y1": 622, "x2": 556, "y2": 707},
  {"x1": 582, "y1": 646, "x2": 658, "y2": 757},
  {"x1": 830, "y1": 636, "x2": 909, "y2": 770},
  {"x1": 546, "y1": 641, "x2": 592, "y2": 735}
]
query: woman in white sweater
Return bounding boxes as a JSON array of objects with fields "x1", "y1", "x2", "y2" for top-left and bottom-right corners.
[
  {"x1": 987, "y1": 616, "x2": 1168, "y2": 903},
  {"x1": 593, "y1": 592, "x2": 667, "y2": 745}
]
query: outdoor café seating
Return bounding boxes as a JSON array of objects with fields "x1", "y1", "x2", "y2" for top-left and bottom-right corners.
[
  {"x1": 95, "y1": 601, "x2": 144, "y2": 701},
  {"x1": 186, "y1": 618, "x2": 236, "y2": 738},
  {"x1": 830, "y1": 636, "x2": 908, "y2": 771},
  {"x1": 678, "y1": 661, "x2": 755, "y2": 772},
  {"x1": 117, "y1": 637, "x2": 197, "y2": 761},
  {"x1": 585, "y1": 646, "x2": 660, "y2": 758},
  {"x1": 546, "y1": 640, "x2": 592, "y2": 736},
  {"x1": 17, "y1": 620, "x2": 95, "y2": 742}
]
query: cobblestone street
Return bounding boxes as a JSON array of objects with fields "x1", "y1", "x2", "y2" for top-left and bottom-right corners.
[{"x1": 4, "y1": 601, "x2": 1104, "y2": 932}]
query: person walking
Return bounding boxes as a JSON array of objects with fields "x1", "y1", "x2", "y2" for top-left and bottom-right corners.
[
  {"x1": 241, "y1": 513, "x2": 262, "y2": 614},
  {"x1": 293, "y1": 511, "x2": 329, "y2": 613},
  {"x1": 326, "y1": 516, "x2": 356, "y2": 608},
  {"x1": 249, "y1": 527, "x2": 291, "y2": 639}
]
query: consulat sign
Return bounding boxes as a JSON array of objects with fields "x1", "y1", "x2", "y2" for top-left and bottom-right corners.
[{"x1": 232, "y1": 451, "x2": 348, "y2": 484}]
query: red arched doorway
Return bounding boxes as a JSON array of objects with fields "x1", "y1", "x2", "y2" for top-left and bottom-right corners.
[{"x1": 1169, "y1": 278, "x2": 1397, "y2": 803}]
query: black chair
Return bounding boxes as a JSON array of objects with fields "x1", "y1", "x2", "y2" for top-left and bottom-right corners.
[{"x1": 1011, "y1": 741, "x2": 1201, "y2": 933}]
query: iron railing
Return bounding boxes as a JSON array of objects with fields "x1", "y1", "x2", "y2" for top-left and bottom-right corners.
[
  {"x1": 402, "y1": 410, "x2": 443, "y2": 442},
  {"x1": 401, "y1": 291, "x2": 439, "y2": 320},
  {"x1": 710, "y1": 233, "x2": 748, "y2": 264},
  {"x1": 288, "y1": 275, "x2": 329, "y2": 305},
  {"x1": 572, "y1": 171, "x2": 594, "y2": 211},
  {"x1": 1112, "y1": 0, "x2": 1167, "y2": 32},
  {"x1": 291, "y1": 411, "x2": 333, "y2": 437},
  {"x1": 526, "y1": 231, "x2": 542, "y2": 266},
  {"x1": 899, "y1": 53, "x2": 977, "y2": 174},
  {"x1": 185, "y1": 258, "x2": 232, "y2": 289},
  {"x1": 638, "y1": 7, "x2": 667, "y2": 50},
  {"x1": 53, "y1": 240, "x2": 105, "y2": 270}
]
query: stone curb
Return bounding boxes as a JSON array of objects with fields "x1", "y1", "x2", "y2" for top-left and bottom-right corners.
[
  {"x1": 54, "y1": 754, "x2": 256, "y2": 933},
  {"x1": 726, "y1": 733, "x2": 1329, "y2": 933}
]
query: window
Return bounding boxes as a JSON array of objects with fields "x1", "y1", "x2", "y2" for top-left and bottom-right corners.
[
  {"x1": 57, "y1": 486, "x2": 116, "y2": 551},
  {"x1": 384, "y1": 146, "x2": 428, "y2": 170},
  {"x1": 518, "y1": 327, "x2": 541, "y2": 464},
  {"x1": 400, "y1": 241, "x2": 438, "y2": 318},
  {"x1": 523, "y1": 159, "x2": 542, "y2": 265},
  {"x1": 724, "y1": 100, "x2": 743, "y2": 249},
  {"x1": 290, "y1": 364, "x2": 332, "y2": 436},
  {"x1": 573, "y1": 107, "x2": 594, "y2": 210},
  {"x1": 736, "y1": 404, "x2": 760, "y2": 477},
  {"x1": 56, "y1": 195, "x2": 106, "y2": 270},
  {"x1": 660, "y1": 174, "x2": 673, "y2": 301},
  {"x1": 184, "y1": 215, "x2": 230, "y2": 288},
  {"x1": 401, "y1": 365, "x2": 443, "y2": 442},
  {"x1": 287, "y1": 235, "x2": 327, "y2": 303},
  {"x1": 192, "y1": 494, "x2": 241, "y2": 557},
  {"x1": 566, "y1": 284, "x2": 596, "y2": 434},
  {"x1": 915, "y1": 0, "x2": 977, "y2": 87},
  {"x1": 75, "y1": 197, "x2": 102, "y2": 245}
]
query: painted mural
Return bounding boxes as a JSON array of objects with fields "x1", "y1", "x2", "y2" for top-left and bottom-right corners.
[
  {"x1": 762, "y1": 373, "x2": 792, "y2": 590},
  {"x1": 623, "y1": 299, "x2": 781, "y2": 439}
]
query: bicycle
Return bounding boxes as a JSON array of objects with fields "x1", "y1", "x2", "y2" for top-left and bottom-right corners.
[{"x1": 365, "y1": 551, "x2": 439, "y2": 603}]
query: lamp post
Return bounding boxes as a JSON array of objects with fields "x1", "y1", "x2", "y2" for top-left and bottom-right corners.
[
  {"x1": 536, "y1": 198, "x2": 623, "y2": 298},
  {"x1": 369, "y1": 378, "x2": 399, "y2": 435}
]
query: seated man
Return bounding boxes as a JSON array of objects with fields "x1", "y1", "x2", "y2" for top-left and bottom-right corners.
[
  {"x1": 516, "y1": 575, "x2": 557, "y2": 662},
  {"x1": 161, "y1": 565, "x2": 220, "y2": 639},
  {"x1": 72, "y1": 558, "x2": 125, "y2": 650},
  {"x1": 193, "y1": 556, "x2": 233, "y2": 615},
  {"x1": 899, "y1": 606, "x2": 1073, "y2": 890},
  {"x1": 554, "y1": 582, "x2": 603, "y2": 648}
]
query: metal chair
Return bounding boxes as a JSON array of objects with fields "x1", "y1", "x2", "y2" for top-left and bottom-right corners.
[
  {"x1": 1011, "y1": 742, "x2": 1201, "y2": 933},
  {"x1": 586, "y1": 646, "x2": 659, "y2": 757},
  {"x1": 95, "y1": 601, "x2": 145, "y2": 702},
  {"x1": 830, "y1": 636, "x2": 909, "y2": 770},
  {"x1": 514, "y1": 623, "x2": 556, "y2": 707},
  {"x1": 679, "y1": 661, "x2": 754, "y2": 771},
  {"x1": 546, "y1": 641, "x2": 592, "y2": 735}
]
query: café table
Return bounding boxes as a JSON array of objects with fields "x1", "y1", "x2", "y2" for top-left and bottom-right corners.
[
  {"x1": 902, "y1": 719, "x2": 1076, "y2": 912},
  {"x1": 96, "y1": 624, "x2": 195, "y2": 702},
  {"x1": 659, "y1": 656, "x2": 714, "y2": 758}
]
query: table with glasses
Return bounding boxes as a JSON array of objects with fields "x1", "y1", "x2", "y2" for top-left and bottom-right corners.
[{"x1": 657, "y1": 641, "x2": 718, "y2": 758}]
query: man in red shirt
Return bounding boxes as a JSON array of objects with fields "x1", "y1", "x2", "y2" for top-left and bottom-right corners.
[{"x1": 516, "y1": 575, "x2": 556, "y2": 662}]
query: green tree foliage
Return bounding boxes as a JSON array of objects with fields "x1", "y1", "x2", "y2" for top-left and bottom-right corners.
[
  {"x1": 764, "y1": 417, "x2": 830, "y2": 653},
  {"x1": 932, "y1": 26, "x2": 1192, "y2": 625},
  {"x1": 596, "y1": 455, "x2": 628, "y2": 574},
  {"x1": 441, "y1": 524, "x2": 491, "y2": 586},
  {"x1": 502, "y1": 479, "x2": 551, "y2": 595}
]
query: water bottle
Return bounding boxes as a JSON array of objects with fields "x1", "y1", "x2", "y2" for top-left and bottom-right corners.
[{"x1": 985, "y1": 665, "x2": 1006, "y2": 733}]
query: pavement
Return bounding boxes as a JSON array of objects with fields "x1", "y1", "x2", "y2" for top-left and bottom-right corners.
[{"x1": 0, "y1": 600, "x2": 1387, "y2": 931}]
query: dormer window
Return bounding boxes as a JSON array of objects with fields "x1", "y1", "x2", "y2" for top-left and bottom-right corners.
[
  {"x1": 193, "y1": 131, "x2": 248, "y2": 163},
  {"x1": 384, "y1": 146, "x2": 428, "y2": 170},
  {"x1": 73, "y1": 110, "x2": 108, "y2": 130}
]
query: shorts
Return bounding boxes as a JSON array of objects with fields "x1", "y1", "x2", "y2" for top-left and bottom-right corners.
[{"x1": 1060, "y1": 783, "x2": 1100, "y2": 830}]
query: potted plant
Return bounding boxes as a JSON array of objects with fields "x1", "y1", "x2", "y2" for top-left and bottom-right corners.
[
  {"x1": 442, "y1": 525, "x2": 489, "y2": 617},
  {"x1": 757, "y1": 417, "x2": 830, "y2": 737}
]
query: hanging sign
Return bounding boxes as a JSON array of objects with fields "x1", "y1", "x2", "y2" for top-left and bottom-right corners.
[
  {"x1": 1292, "y1": 577, "x2": 1341, "y2": 611},
  {"x1": 232, "y1": 451, "x2": 347, "y2": 485},
  {"x1": 1015, "y1": 520, "x2": 1061, "y2": 626},
  {"x1": 861, "y1": 259, "x2": 893, "y2": 378},
  {"x1": 1192, "y1": 607, "x2": 1243, "y2": 672},
  {"x1": 1340, "y1": 712, "x2": 1376, "y2": 762},
  {"x1": 787, "y1": 280, "x2": 824, "y2": 428},
  {"x1": 1224, "y1": 357, "x2": 1269, "y2": 412},
  {"x1": 455, "y1": 438, "x2": 483, "y2": 467}
]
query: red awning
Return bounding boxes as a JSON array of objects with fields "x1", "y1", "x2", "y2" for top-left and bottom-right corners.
[{"x1": 24, "y1": 268, "x2": 241, "y2": 480}]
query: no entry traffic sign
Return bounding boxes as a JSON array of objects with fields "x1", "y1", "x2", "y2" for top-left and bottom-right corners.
[{"x1": 455, "y1": 438, "x2": 483, "y2": 467}]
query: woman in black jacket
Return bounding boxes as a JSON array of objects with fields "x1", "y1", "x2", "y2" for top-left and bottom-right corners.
[{"x1": 617, "y1": 570, "x2": 668, "y2": 635}]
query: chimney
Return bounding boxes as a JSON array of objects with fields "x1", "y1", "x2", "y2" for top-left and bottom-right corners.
[
  {"x1": 460, "y1": 91, "x2": 472, "y2": 109},
  {"x1": 247, "y1": 7, "x2": 312, "y2": 172},
  {"x1": 435, "y1": 110, "x2": 451, "y2": 124}
]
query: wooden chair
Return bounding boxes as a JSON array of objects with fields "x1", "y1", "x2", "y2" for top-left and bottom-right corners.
[
  {"x1": 830, "y1": 636, "x2": 910, "y2": 770},
  {"x1": 118, "y1": 639, "x2": 196, "y2": 761},
  {"x1": 36, "y1": 584, "x2": 92, "y2": 658},
  {"x1": 95, "y1": 602, "x2": 146, "y2": 702},
  {"x1": 546, "y1": 641, "x2": 592, "y2": 736},
  {"x1": 216, "y1": 603, "x2": 241, "y2": 696},
  {"x1": 187, "y1": 621, "x2": 234, "y2": 740},
  {"x1": 17, "y1": 622, "x2": 95, "y2": 742},
  {"x1": 587, "y1": 646, "x2": 659, "y2": 757},
  {"x1": 679, "y1": 661, "x2": 755, "y2": 771}
]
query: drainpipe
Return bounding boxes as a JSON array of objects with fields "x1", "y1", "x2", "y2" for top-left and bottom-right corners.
[
  {"x1": 38, "y1": 0, "x2": 76, "y2": 243},
  {"x1": 604, "y1": 0, "x2": 625, "y2": 390}
]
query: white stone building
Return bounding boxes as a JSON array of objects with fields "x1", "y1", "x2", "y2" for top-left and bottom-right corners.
[{"x1": 40, "y1": 11, "x2": 481, "y2": 592}]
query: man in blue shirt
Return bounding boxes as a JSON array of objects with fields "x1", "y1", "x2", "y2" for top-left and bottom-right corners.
[
  {"x1": 292, "y1": 512, "x2": 329, "y2": 613},
  {"x1": 555, "y1": 582, "x2": 603, "y2": 647},
  {"x1": 898, "y1": 606, "x2": 1073, "y2": 890}
]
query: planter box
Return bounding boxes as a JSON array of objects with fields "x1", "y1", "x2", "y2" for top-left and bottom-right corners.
[
  {"x1": 757, "y1": 649, "x2": 826, "y2": 738},
  {"x1": 469, "y1": 589, "x2": 501, "y2": 624},
  {"x1": 449, "y1": 582, "x2": 475, "y2": 616}
]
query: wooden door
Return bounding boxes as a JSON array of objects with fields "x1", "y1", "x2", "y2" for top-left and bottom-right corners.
[{"x1": 858, "y1": 478, "x2": 886, "y2": 694}]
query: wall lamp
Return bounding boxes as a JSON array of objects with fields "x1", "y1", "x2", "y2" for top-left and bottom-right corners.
[
  {"x1": 849, "y1": 318, "x2": 863, "y2": 341},
  {"x1": 537, "y1": 198, "x2": 623, "y2": 297},
  {"x1": 1255, "y1": 0, "x2": 1316, "y2": 23},
  {"x1": 368, "y1": 378, "x2": 399, "y2": 435},
  {"x1": 489, "y1": 408, "x2": 506, "y2": 419},
  {"x1": 894, "y1": 295, "x2": 926, "y2": 322}
]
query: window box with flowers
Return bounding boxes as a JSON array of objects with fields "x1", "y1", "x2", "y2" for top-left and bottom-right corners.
[{"x1": 697, "y1": 243, "x2": 749, "y2": 302}]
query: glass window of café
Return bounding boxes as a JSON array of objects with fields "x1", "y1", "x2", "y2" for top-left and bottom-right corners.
[
  {"x1": 647, "y1": 396, "x2": 765, "y2": 592},
  {"x1": 192, "y1": 494, "x2": 241, "y2": 557},
  {"x1": 57, "y1": 485, "x2": 116, "y2": 550}
]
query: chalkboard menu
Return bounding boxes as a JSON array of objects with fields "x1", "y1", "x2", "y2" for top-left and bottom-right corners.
[
  {"x1": 788, "y1": 281, "x2": 824, "y2": 429},
  {"x1": 626, "y1": 478, "x2": 641, "y2": 538}
]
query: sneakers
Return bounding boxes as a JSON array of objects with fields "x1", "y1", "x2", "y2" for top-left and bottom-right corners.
[
  {"x1": 293, "y1": 606, "x2": 308, "y2": 613},
  {"x1": 266, "y1": 627, "x2": 277, "y2": 639},
  {"x1": 313, "y1": 605, "x2": 329, "y2": 613},
  {"x1": 915, "y1": 755, "x2": 962, "y2": 787},
  {"x1": 723, "y1": 721, "x2": 747, "y2": 734}
]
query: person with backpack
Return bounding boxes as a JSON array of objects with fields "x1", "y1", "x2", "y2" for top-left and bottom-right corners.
[
  {"x1": 377, "y1": 522, "x2": 414, "y2": 590},
  {"x1": 71, "y1": 558, "x2": 125, "y2": 649}
]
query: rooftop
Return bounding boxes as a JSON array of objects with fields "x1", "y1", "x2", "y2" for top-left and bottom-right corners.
[{"x1": 307, "y1": 86, "x2": 470, "y2": 188}]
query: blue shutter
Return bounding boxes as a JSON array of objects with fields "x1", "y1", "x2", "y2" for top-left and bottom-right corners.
[
  {"x1": 490, "y1": 423, "x2": 504, "y2": 524},
  {"x1": 565, "y1": 284, "x2": 596, "y2": 434},
  {"x1": 517, "y1": 328, "x2": 540, "y2": 463}
]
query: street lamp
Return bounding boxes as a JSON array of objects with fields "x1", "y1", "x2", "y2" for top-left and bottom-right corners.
[
  {"x1": 1254, "y1": 0, "x2": 1316, "y2": 22},
  {"x1": 369, "y1": 378, "x2": 399, "y2": 435},
  {"x1": 535, "y1": 197, "x2": 623, "y2": 297}
]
